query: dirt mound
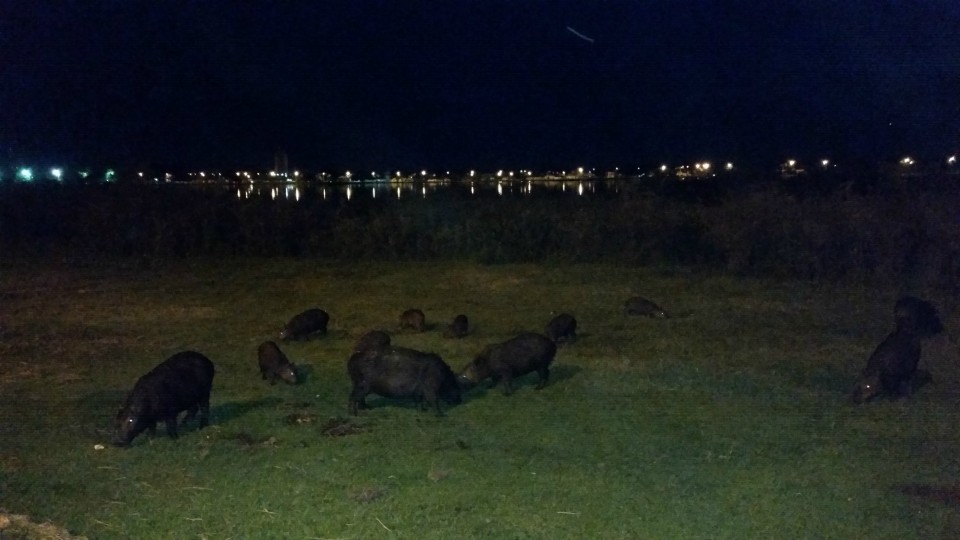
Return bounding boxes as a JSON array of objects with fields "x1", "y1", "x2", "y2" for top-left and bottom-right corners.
[{"x1": 0, "y1": 512, "x2": 88, "y2": 540}]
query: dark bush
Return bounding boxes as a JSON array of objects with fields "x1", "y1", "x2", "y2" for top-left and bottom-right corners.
[{"x1": 0, "y1": 178, "x2": 956, "y2": 289}]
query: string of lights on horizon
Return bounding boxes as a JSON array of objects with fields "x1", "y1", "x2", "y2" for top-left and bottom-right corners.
[{"x1": 3, "y1": 155, "x2": 958, "y2": 184}]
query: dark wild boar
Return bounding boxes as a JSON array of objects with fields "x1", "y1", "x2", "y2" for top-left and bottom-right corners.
[
  {"x1": 399, "y1": 308, "x2": 426, "y2": 332},
  {"x1": 894, "y1": 296, "x2": 943, "y2": 338},
  {"x1": 852, "y1": 322, "x2": 923, "y2": 404},
  {"x1": 280, "y1": 308, "x2": 329, "y2": 341},
  {"x1": 113, "y1": 351, "x2": 215, "y2": 447},
  {"x1": 624, "y1": 296, "x2": 669, "y2": 318},
  {"x1": 348, "y1": 346, "x2": 461, "y2": 415},
  {"x1": 353, "y1": 330, "x2": 392, "y2": 353},
  {"x1": 459, "y1": 333, "x2": 557, "y2": 395},
  {"x1": 257, "y1": 341, "x2": 298, "y2": 384},
  {"x1": 545, "y1": 313, "x2": 577, "y2": 343},
  {"x1": 443, "y1": 314, "x2": 469, "y2": 338}
]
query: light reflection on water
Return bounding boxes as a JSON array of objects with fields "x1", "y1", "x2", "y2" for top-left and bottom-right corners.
[{"x1": 230, "y1": 178, "x2": 620, "y2": 202}]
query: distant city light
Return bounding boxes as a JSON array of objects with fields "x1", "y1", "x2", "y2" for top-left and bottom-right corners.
[
  {"x1": 948, "y1": 156, "x2": 956, "y2": 164},
  {"x1": 900, "y1": 157, "x2": 914, "y2": 166},
  {"x1": 469, "y1": 170, "x2": 475, "y2": 177},
  {"x1": 821, "y1": 159, "x2": 830, "y2": 167},
  {"x1": 79, "y1": 170, "x2": 89, "y2": 179},
  {"x1": 138, "y1": 172, "x2": 144, "y2": 177},
  {"x1": 50, "y1": 168, "x2": 63, "y2": 180},
  {"x1": 345, "y1": 170, "x2": 352, "y2": 179},
  {"x1": 496, "y1": 170, "x2": 503, "y2": 177},
  {"x1": 396, "y1": 170, "x2": 402, "y2": 177},
  {"x1": 725, "y1": 162, "x2": 734, "y2": 170},
  {"x1": 787, "y1": 159, "x2": 796, "y2": 167},
  {"x1": 105, "y1": 169, "x2": 116, "y2": 182},
  {"x1": 269, "y1": 171, "x2": 277, "y2": 177},
  {"x1": 18, "y1": 167, "x2": 33, "y2": 181},
  {"x1": 420, "y1": 170, "x2": 427, "y2": 177},
  {"x1": 660, "y1": 164, "x2": 667, "y2": 172}
]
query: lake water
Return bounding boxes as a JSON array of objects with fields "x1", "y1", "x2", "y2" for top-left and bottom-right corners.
[{"x1": 232, "y1": 178, "x2": 634, "y2": 203}]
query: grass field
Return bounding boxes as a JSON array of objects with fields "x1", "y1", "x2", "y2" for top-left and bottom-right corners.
[{"x1": 1, "y1": 259, "x2": 958, "y2": 539}]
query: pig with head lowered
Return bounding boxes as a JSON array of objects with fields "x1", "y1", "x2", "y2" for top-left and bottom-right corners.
[
  {"x1": 544, "y1": 313, "x2": 577, "y2": 344},
  {"x1": 443, "y1": 314, "x2": 469, "y2": 338},
  {"x1": 280, "y1": 308, "x2": 329, "y2": 341},
  {"x1": 851, "y1": 327, "x2": 920, "y2": 403},
  {"x1": 113, "y1": 351, "x2": 215, "y2": 447},
  {"x1": 459, "y1": 333, "x2": 557, "y2": 395},
  {"x1": 348, "y1": 346, "x2": 461, "y2": 415},
  {"x1": 893, "y1": 296, "x2": 943, "y2": 338},
  {"x1": 353, "y1": 330, "x2": 392, "y2": 353},
  {"x1": 258, "y1": 341, "x2": 298, "y2": 384},
  {"x1": 399, "y1": 308, "x2": 426, "y2": 332}
]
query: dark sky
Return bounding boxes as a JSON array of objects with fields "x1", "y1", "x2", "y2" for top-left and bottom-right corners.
[{"x1": 2, "y1": 1, "x2": 959, "y2": 171}]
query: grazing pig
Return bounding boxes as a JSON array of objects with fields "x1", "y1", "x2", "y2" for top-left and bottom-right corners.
[
  {"x1": 353, "y1": 330, "x2": 392, "y2": 353},
  {"x1": 624, "y1": 296, "x2": 669, "y2": 318},
  {"x1": 894, "y1": 296, "x2": 943, "y2": 338},
  {"x1": 257, "y1": 341, "x2": 298, "y2": 385},
  {"x1": 113, "y1": 351, "x2": 215, "y2": 446},
  {"x1": 459, "y1": 333, "x2": 557, "y2": 395},
  {"x1": 851, "y1": 323, "x2": 923, "y2": 404},
  {"x1": 280, "y1": 308, "x2": 329, "y2": 341},
  {"x1": 348, "y1": 346, "x2": 461, "y2": 415},
  {"x1": 545, "y1": 313, "x2": 577, "y2": 343},
  {"x1": 399, "y1": 308, "x2": 426, "y2": 332},
  {"x1": 443, "y1": 314, "x2": 469, "y2": 338}
]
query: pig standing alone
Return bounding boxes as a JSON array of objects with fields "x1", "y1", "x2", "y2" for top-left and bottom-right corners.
[
  {"x1": 348, "y1": 346, "x2": 461, "y2": 415},
  {"x1": 852, "y1": 296, "x2": 943, "y2": 403},
  {"x1": 443, "y1": 314, "x2": 469, "y2": 338},
  {"x1": 624, "y1": 296, "x2": 669, "y2": 318},
  {"x1": 545, "y1": 313, "x2": 577, "y2": 343},
  {"x1": 399, "y1": 309, "x2": 426, "y2": 332},
  {"x1": 258, "y1": 341, "x2": 298, "y2": 384},
  {"x1": 113, "y1": 351, "x2": 215, "y2": 446},
  {"x1": 459, "y1": 333, "x2": 557, "y2": 394},
  {"x1": 280, "y1": 308, "x2": 329, "y2": 341},
  {"x1": 353, "y1": 330, "x2": 392, "y2": 353}
]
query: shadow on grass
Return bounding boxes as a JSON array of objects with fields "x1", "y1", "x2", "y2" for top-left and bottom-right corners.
[
  {"x1": 898, "y1": 483, "x2": 960, "y2": 507},
  {"x1": 77, "y1": 389, "x2": 128, "y2": 409},
  {"x1": 212, "y1": 397, "x2": 282, "y2": 425},
  {"x1": 459, "y1": 363, "x2": 583, "y2": 402},
  {"x1": 294, "y1": 363, "x2": 314, "y2": 383}
]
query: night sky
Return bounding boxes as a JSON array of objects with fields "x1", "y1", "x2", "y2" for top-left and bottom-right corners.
[{"x1": 3, "y1": 1, "x2": 959, "y2": 171}]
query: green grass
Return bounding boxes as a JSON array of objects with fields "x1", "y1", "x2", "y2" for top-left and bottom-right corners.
[{"x1": 1, "y1": 259, "x2": 958, "y2": 539}]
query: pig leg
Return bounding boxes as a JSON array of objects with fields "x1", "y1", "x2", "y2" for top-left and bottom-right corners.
[
  {"x1": 349, "y1": 383, "x2": 370, "y2": 415},
  {"x1": 535, "y1": 367, "x2": 550, "y2": 389},
  {"x1": 198, "y1": 399, "x2": 210, "y2": 428}
]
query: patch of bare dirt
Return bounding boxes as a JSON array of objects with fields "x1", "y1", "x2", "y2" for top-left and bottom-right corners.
[
  {"x1": 0, "y1": 511, "x2": 88, "y2": 539},
  {"x1": 320, "y1": 417, "x2": 366, "y2": 437}
]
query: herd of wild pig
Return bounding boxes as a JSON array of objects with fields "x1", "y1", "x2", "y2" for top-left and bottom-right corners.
[{"x1": 112, "y1": 293, "x2": 945, "y2": 447}]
